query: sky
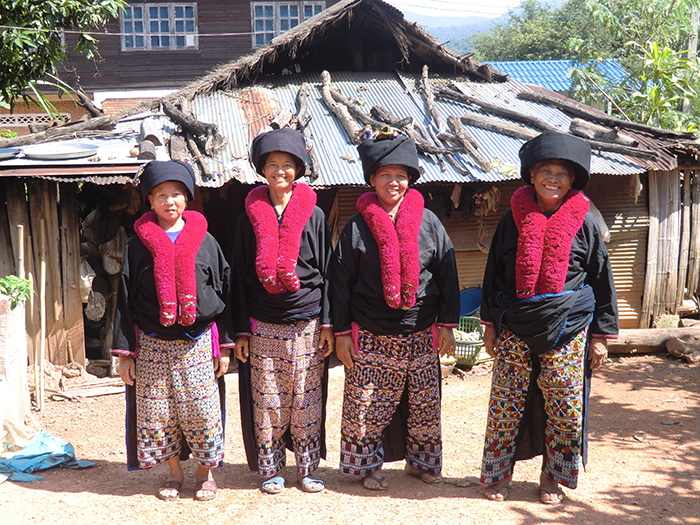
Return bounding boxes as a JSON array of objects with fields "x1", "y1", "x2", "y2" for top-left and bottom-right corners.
[{"x1": 383, "y1": 0, "x2": 522, "y2": 19}]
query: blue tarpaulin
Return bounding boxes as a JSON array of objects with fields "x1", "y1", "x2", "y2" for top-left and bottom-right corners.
[{"x1": 0, "y1": 430, "x2": 95, "y2": 483}]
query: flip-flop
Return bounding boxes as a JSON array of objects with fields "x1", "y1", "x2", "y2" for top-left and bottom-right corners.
[
  {"x1": 194, "y1": 479, "x2": 218, "y2": 501},
  {"x1": 362, "y1": 474, "x2": 388, "y2": 491},
  {"x1": 484, "y1": 481, "x2": 512, "y2": 502},
  {"x1": 157, "y1": 479, "x2": 182, "y2": 501},
  {"x1": 539, "y1": 486, "x2": 565, "y2": 505},
  {"x1": 298, "y1": 476, "x2": 325, "y2": 493},
  {"x1": 261, "y1": 476, "x2": 286, "y2": 494},
  {"x1": 404, "y1": 464, "x2": 443, "y2": 485}
]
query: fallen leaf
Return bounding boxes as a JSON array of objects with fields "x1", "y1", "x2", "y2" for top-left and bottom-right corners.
[
  {"x1": 661, "y1": 420, "x2": 679, "y2": 425},
  {"x1": 633, "y1": 433, "x2": 646, "y2": 442}
]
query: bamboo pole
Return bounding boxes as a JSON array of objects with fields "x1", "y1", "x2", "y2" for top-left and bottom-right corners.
[
  {"x1": 39, "y1": 219, "x2": 46, "y2": 411},
  {"x1": 677, "y1": 173, "x2": 691, "y2": 307},
  {"x1": 640, "y1": 172, "x2": 659, "y2": 327}
]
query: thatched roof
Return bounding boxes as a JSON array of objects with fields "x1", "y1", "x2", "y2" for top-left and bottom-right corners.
[{"x1": 133, "y1": 0, "x2": 506, "y2": 112}]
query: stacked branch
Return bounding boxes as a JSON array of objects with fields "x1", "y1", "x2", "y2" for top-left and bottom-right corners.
[
  {"x1": 0, "y1": 115, "x2": 119, "y2": 148},
  {"x1": 296, "y1": 83, "x2": 321, "y2": 180},
  {"x1": 447, "y1": 116, "x2": 491, "y2": 172},
  {"x1": 517, "y1": 90, "x2": 696, "y2": 140}
]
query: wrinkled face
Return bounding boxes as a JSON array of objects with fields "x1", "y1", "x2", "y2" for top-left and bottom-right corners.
[
  {"x1": 369, "y1": 165, "x2": 410, "y2": 209},
  {"x1": 148, "y1": 181, "x2": 187, "y2": 225},
  {"x1": 530, "y1": 160, "x2": 575, "y2": 211},
  {"x1": 262, "y1": 151, "x2": 301, "y2": 192}
]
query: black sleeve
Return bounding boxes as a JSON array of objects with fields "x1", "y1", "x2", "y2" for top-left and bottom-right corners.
[
  {"x1": 112, "y1": 241, "x2": 136, "y2": 353},
  {"x1": 480, "y1": 211, "x2": 510, "y2": 324},
  {"x1": 231, "y1": 213, "x2": 252, "y2": 336},
  {"x1": 583, "y1": 217, "x2": 619, "y2": 337},
  {"x1": 330, "y1": 220, "x2": 359, "y2": 333},
  {"x1": 213, "y1": 238, "x2": 235, "y2": 345},
  {"x1": 428, "y1": 215, "x2": 460, "y2": 325},
  {"x1": 313, "y1": 209, "x2": 333, "y2": 326}
]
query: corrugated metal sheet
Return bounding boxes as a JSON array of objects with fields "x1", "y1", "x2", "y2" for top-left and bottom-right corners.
[
  {"x1": 489, "y1": 59, "x2": 628, "y2": 92},
  {"x1": 186, "y1": 72, "x2": 647, "y2": 189}
]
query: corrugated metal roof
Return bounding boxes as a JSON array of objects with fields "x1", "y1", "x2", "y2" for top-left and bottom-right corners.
[
  {"x1": 489, "y1": 59, "x2": 628, "y2": 92},
  {"x1": 189, "y1": 71, "x2": 646, "y2": 188}
]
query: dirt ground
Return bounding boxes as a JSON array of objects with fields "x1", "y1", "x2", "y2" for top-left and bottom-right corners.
[{"x1": 0, "y1": 352, "x2": 699, "y2": 525}]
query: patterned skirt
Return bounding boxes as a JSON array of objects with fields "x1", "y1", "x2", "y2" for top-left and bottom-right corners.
[
  {"x1": 340, "y1": 326, "x2": 442, "y2": 477},
  {"x1": 249, "y1": 318, "x2": 323, "y2": 478},
  {"x1": 134, "y1": 327, "x2": 224, "y2": 469},
  {"x1": 481, "y1": 326, "x2": 588, "y2": 488}
]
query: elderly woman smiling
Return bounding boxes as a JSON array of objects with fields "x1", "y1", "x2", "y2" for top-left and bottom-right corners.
[
  {"x1": 112, "y1": 160, "x2": 233, "y2": 502},
  {"x1": 479, "y1": 131, "x2": 618, "y2": 505},
  {"x1": 331, "y1": 129, "x2": 459, "y2": 491}
]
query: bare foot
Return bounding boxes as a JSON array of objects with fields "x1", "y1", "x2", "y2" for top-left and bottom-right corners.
[
  {"x1": 538, "y1": 472, "x2": 565, "y2": 504},
  {"x1": 483, "y1": 477, "x2": 512, "y2": 501}
]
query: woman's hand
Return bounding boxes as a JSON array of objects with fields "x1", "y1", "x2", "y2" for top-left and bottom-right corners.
[
  {"x1": 437, "y1": 326, "x2": 456, "y2": 357},
  {"x1": 215, "y1": 350, "x2": 230, "y2": 378},
  {"x1": 335, "y1": 335, "x2": 356, "y2": 369},
  {"x1": 319, "y1": 328, "x2": 335, "y2": 358},
  {"x1": 119, "y1": 356, "x2": 135, "y2": 386},
  {"x1": 235, "y1": 337, "x2": 249, "y2": 363},
  {"x1": 588, "y1": 337, "x2": 608, "y2": 370},
  {"x1": 483, "y1": 324, "x2": 497, "y2": 358}
]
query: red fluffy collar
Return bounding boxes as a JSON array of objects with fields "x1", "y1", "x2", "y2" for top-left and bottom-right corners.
[
  {"x1": 245, "y1": 183, "x2": 317, "y2": 294},
  {"x1": 357, "y1": 188, "x2": 424, "y2": 309},
  {"x1": 134, "y1": 210, "x2": 207, "y2": 326},
  {"x1": 511, "y1": 185, "x2": 589, "y2": 299}
]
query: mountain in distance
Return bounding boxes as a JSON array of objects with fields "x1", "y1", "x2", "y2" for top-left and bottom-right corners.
[{"x1": 401, "y1": 11, "x2": 507, "y2": 53}]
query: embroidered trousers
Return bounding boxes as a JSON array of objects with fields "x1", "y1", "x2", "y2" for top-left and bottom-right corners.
[
  {"x1": 340, "y1": 326, "x2": 442, "y2": 477},
  {"x1": 134, "y1": 328, "x2": 224, "y2": 469},
  {"x1": 249, "y1": 318, "x2": 323, "y2": 478},
  {"x1": 481, "y1": 327, "x2": 587, "y2": 488}
]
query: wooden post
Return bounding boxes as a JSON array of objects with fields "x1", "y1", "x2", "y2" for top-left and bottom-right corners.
[
  {"x1": 677, "y1": 173, "x2": 691, "y2": 307},
  {"x1": 688, "y1": 173, "x2": 700, "y2": 292},
  {"x1": 640, "y1": 172, "x2": 659, "y2": 327},
  {"x1": 38, "y1": 219, "x2": 46, "y2": 411},
  {"x1": 17, "y1": 224, "x2": 24, "y2": 279}
]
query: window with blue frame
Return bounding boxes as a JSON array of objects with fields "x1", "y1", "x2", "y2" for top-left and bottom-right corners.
[
  {"x1": 121, "y1": 2, "x2": 197, "y2": 51},
  {"x1": 252, "y1": 2, "x2": 325, "y2": 47}
]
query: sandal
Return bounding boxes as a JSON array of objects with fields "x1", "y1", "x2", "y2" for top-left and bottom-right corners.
[
  {"x1": 484, "y1": 481, "x2": 512, "y2": 502},
  {"x1": 261, "y1": 476, "x2": 286, "y2": 494},
  {"x1": 404, "y1": 464, "x2": 443, "y2": 485},
  {"x1": 362, "y1": 474, "x2": 388, "y2": 491},
  {"x1": 539, "y1": 486, "x2": 565, "y2": 505},
  {"x1": 194, "y1": 479, "x2": 218, "y2": 502},
  {"x1": 298, "y1": 476, "x2": 324, "y2": 493},
  {"x1": 157, "y1": 479, "x2": 182, "y2": 501}
]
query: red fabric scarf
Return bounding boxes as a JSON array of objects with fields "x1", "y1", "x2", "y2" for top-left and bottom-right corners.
[
  {"x1": 134, "y1": 210, "x2": 207, "y2": 327},
  {"x1": 357, "y1": 188, "x2": 424, "y2": 310},
  {"x1": 511, "y1": 185, "x2": 590, "y2": 299},
  {"x1": 245, "y1": 182, "x2": 317, "y2": 294}
]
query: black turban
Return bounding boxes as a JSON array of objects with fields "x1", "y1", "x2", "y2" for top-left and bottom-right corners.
[
  {"x1": 250, "y1": 128, "x2": 307, "y2": 178},
  {"x1": 519, "y1": 130, "x2": 591, "y2": 190},
  {"x1": 138, "y1": 160, "x2": 196, "y2": 202},
  {"x1": 357, "y1": 134, "x2": 420, "y2": 185}
]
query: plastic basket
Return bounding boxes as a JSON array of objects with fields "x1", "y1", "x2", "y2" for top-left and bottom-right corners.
[{"x1": 455, "y1": 316, "x2": 485, "y2": 366}]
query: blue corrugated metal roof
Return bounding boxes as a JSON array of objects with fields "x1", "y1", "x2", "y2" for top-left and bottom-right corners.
[
  {"x1": 191, "y1": 71, "x2": 644, "y2": 187},
  {"x1": 488, "y1": 59, "x2": 628, "y2": 92}
]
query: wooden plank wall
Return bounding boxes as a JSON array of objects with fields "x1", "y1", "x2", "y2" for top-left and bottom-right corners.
[{"x1": 0, "y1": 179, "x2": 85, "y2": 366}]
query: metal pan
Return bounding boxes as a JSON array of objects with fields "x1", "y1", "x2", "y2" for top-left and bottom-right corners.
[
  {"x1": 21, "y1": 143, "x2": 99, "y2": 160},
  {"x1": 0, "y1": 148, "x2": 20, "y2": 161}
]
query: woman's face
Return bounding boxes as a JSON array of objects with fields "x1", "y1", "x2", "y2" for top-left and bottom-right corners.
[
  {"x1": 262, "y1": 151, "x2": 300, "y2": 193},
  {"x1": 531, "y1": 160, "x2": 575, "y2": 212},
  {"x1": 148, "y1": 181, "x2": 187, "y2": 226},
  {"x1": 370, "y1": 165, "x2": 410, "y2": 209}
]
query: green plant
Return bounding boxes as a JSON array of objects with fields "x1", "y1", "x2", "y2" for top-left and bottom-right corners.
[
  {"x1": 0, "y1": 128, "x2": 18, "y2": 138},
  {"x1": 0, "y1": 275, "x2": 34, "y2": 310}
]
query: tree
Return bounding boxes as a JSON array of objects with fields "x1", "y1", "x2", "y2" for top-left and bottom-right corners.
[
  {"x1": 466, "y1": 0, "x2": 700, "y2": 130},
  {"x1": 0, "y1": 0, "x2": 125, "y2": 113},
  {"x1": 466, "y1": 0, "x2": 618, "y2": 62}
]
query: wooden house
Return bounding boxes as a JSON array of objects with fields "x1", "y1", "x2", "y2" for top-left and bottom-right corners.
[{"x1": 1, "y1": 0, "x2": 699, "y2": 370}]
